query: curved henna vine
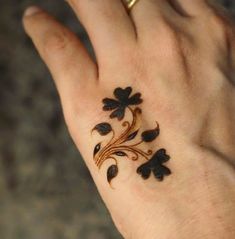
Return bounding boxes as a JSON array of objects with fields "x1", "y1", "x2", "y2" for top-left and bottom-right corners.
[{"x1": 92, "y1": 87, "x2": 172, "y2": 186}]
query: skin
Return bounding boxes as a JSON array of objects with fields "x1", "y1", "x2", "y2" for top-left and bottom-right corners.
[{"x1": 23, "y1": 1, "x2": 235, "y2": 238}]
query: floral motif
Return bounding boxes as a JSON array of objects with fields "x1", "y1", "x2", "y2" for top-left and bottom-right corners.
[
  {"x1": 103, "y1": 87, "x2": 143, "y2": 121},
  {"x1": 137, "y1": 149, "x2": 171, "y2": 181},
  {"x1": 92, "y1": 87, "x2": 172, "y2": 187}
]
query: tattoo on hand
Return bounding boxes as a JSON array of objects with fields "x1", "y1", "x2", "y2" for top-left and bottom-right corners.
[{"x1": 92, "y1": 87, "x2": 172, "y2": 187}]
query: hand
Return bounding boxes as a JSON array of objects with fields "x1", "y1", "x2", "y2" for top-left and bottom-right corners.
[{"x1": 23, "y1": 1, "x2": 235, "y2": 238}]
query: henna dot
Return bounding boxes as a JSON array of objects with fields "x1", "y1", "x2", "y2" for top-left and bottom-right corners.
[{"x1": 93, "y1": 143, "x2": 101, "y2": 157}]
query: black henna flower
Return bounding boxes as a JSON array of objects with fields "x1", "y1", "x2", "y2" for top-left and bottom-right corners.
[
  {"x1": 137, "y1": 149, "x2": 171, "y2": 181},
  {"x1": 103, "y1": 87, "x2": 143, "y2": 121}
]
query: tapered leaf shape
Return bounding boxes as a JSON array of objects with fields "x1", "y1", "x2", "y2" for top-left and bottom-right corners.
[
  {"x1": 114, "y1": 151, "x2": 127, "y2": 157},
  {"x1": 93, "y1": 122, "x2": 112, "y2": 136},
  {"x1": 107, "y1": 165, "x2": 118, "y2": 184},
  {"x1": 93, "y1": 143, "x2": 101, "y2": 157},
  {"x1": 141, "y1": 123, "x2": 160, "y2": 142},
  {"x1": 125, "y1": 130, "x2": 139, "y2": 142}
]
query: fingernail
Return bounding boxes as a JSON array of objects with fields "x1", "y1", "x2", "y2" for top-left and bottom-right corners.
[{"x1": 24, "y1": 6, "x2": 42, "y2": 17}]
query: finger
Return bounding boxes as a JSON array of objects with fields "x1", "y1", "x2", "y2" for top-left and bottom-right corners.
[
  {"x1": 67, "y1": 0, "x2": 136, "y2": 66},
  {"x1": 131, "y1": 0, "x2": 184, "y2": 40},
  {"x1": 172, "y1": 0, "x2": 210, "y2": 16},
  {"x1": 23, "y1": 6, "x2": 97, "y2": 103}
]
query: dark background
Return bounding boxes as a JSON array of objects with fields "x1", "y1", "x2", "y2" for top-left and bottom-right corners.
[{"x1": 0, "y1": 1, "x2": 234, "y2": 239}]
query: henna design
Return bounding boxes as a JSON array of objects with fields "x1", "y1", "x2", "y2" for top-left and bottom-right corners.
[{"x1": 92, "y1": 87, "x2": 172, "y2": 186}]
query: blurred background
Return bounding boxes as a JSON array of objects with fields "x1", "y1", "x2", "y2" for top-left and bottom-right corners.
[{"x1": 0, "y1": 1, "x2": 234, "y2": 239}]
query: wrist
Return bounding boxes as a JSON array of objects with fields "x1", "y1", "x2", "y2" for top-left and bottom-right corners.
[{"x1": 134, "y1": 145, "x2": 235, "y2": 239}]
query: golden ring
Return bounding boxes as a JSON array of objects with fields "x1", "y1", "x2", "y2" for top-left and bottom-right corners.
[{"x1": 125, "y1": 0, "x2": 139, "y2": 10}]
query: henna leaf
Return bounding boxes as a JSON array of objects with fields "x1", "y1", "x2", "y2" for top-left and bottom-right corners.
[
  {"x1": 125, "y1": 130, "x2": 139, "y2": 142},
  {"x1": 141, "y1": 124, "x2": 160, "y2": 142},
  {"x1": 93, "y1": 143, "x2": 101, "y2": 157},
  {"x1": 93, "y1": 123, "x2": 112, "y2": 136},
  {"x1": 114, "y1": 151, "x2": 127, "y2": 157},
  {"x1": 107, "y1": 165, "x2": 118, "y2": 184}
]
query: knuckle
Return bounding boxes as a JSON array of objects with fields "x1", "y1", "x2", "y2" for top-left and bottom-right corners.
[
  {"x1": 43, "y1": 29, "x2": 68, "y2": 55},
  {"x1": 209, "y1": 12, "x2": 228, "y2": 30},
  {"x1": 148, "y1": 19, "x2": 185, "y2": 59},
  {"x1": 206, "y1": 12, "x2": 232, "y2": 46},
  {"x1": 160, "y1": 25, "x2": 185, "y2": 59},
  {"x1": 206, "y1": 5, "x2": 235, "y2": 34}
]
